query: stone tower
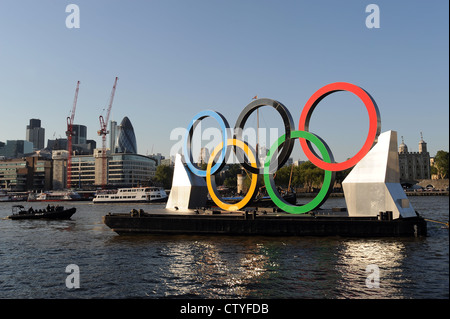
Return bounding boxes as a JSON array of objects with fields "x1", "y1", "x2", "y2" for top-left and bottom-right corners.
[{"x1": 418, "y1": 132, "x2": 427, "y2": 154}]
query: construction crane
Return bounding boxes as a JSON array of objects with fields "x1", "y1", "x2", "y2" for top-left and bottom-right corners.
[
  {"x1": 97, "y1": 76, "x2": 118, "y2": 187},
  {"x1": 66, "y1": 80, "x2": 80, "y2": 189}
]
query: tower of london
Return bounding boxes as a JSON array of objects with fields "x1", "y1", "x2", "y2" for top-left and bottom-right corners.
[{"x1": 398, "y1": 133, "x2": 431, "y2": 182}]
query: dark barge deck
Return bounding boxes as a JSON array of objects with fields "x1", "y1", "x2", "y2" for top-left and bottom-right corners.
[{"x1": 102, "y1": 209, "x2": 427, "y2": 237}]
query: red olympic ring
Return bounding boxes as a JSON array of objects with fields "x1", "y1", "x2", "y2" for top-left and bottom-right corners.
[{"x1": 298, "y1": 82, "x2": 381, "y2": 172}]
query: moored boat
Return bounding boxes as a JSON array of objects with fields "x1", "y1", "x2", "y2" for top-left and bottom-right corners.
[
  {"x1": 7, "y1": 205, "x2": 76, "y2": 220},
  {"x1": 0, "y1": 190, "x2": 12, "y2": 202},
  {"x1": 27, "y1": 190, "x2": 82, "y2": 202},
  {"x1": 0, "y1": 190, "x2": 27, "y2": 202},
  {"x1": 93, "y1": 187, "x2": 168, "y2": 204}
]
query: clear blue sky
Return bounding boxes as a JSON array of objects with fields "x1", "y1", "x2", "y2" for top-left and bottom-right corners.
[{"x1": 0, "y1": 0, "x2": 448, "y2": 162}]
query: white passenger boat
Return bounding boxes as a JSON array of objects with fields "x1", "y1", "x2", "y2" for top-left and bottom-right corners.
[{"x1": 93, "y1": 187, "x2": 168, "y2": 204}]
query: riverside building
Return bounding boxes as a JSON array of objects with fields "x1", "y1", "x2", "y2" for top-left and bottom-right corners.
[
  {"x1": 51, "y1": 115, "x2": 156, "y2": 189},
  {"x1": 52, "y1": 149, "x2": 157, "y2": 189},
  {"x1": 0, "y1": 156, "x2": 52, "y2": 191}
]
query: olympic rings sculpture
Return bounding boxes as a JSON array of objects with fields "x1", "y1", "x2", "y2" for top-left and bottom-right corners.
[{"x1": 182, "y1": 82, "x2": 381, "y2": 213}]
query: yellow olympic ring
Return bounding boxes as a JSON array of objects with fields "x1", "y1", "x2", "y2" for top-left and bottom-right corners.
[{"x1": 206, "y1": 139, "x2": 258, "y2": 211}]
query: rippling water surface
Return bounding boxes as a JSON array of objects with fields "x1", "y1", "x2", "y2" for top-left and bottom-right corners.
[{"x1": 0, "y1": 196, "x2": 448, "y2": 299}]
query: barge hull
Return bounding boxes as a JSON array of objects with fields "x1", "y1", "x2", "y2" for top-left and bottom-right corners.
[{"x1": 103, "y1": 213, "x2": 427, "y2": 237}]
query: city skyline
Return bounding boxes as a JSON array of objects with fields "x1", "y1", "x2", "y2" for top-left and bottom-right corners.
[
  {"x1": 0, "y1": 114, "x2": 443, "y2": 161},
  {"x1": 0, "y1": 1, "x2": 448, "y2": 163}
]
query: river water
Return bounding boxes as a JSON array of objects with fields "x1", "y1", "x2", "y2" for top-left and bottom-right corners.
[{"x1": 0, "y1": 196, "x2": 448, "y2": 299}]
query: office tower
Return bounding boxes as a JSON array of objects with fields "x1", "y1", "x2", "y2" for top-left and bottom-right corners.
[
  {"x1": 26, "y1": 118, "x2": 45, "y2": 150},
  {"x1": 71, "y1": 124, "x2": 87, "y2": 145}
]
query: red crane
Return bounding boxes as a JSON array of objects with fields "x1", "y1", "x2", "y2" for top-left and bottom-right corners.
[
  {"x1": 66, "y1": 80, "x2": 80, "y2": 189},
  {"x1": 98, "y1": 77, "x2": 118, "y2": 187}
]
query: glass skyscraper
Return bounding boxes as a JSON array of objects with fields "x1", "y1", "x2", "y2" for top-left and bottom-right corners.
[{"x1": 115, "y1": 116, "x2": 137, "y2": 154}]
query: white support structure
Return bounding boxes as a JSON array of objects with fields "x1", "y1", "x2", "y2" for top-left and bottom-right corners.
[
  {"x1": 342, "y1": 130, "x2": 416, "y2": 219},
  {"x1": 166, "y1": 153, "x2": 208, "y2": 211}
]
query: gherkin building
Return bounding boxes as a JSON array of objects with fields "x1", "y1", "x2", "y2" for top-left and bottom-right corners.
[{"x1": 115, "y1": 116, "x2": 137, "y2": 153}]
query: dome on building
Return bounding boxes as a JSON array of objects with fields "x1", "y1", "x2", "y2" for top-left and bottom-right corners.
[
  {"x1": 115, "y1": 116, "x2": 137, "y2": 154},
  {"x1": 398, "y1": 136, "x2": 408, "y2": 154}
]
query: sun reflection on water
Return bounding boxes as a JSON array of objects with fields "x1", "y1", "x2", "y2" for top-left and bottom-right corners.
[
  {"x1": 159, "y1": 239, "x2": 272, "y2": 298},
  {"x1": 335, "y1": 239, "x2": 410, "y2": 298},
  {"x1": 146, "y1": 237, "x2": 422, "y2": 298}
]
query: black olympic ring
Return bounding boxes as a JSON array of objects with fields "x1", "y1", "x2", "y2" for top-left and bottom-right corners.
[{"x1": 233, "y1": 98, "x2": 295, "y2": 174}]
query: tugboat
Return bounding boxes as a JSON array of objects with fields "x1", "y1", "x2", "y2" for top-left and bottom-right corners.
[{"x1": 7, "y1": 205, "x2": 77, "y2": 220}]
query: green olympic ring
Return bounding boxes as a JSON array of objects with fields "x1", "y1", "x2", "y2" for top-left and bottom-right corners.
[{"x1": 264, "y1": 130, "x2": 335, "y2": 214}]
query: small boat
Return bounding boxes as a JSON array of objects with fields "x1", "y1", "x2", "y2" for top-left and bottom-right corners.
[
  {"x1": 7, "y1": 205, "x2": 77, "y2": 220},
  {"x1": 93, "y1": 187, "x2": 168, "y2": 204}
]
